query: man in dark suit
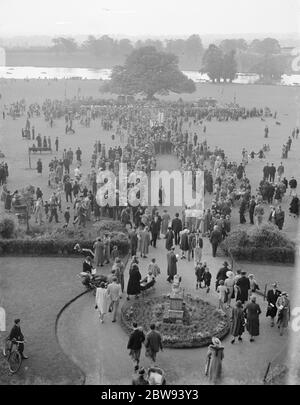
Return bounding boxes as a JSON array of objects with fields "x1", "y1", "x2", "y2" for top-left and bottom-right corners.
[
  {"x1": 145, "y1": 324, "x2": 163, "y2": 364},
  {"x1": 215, "y1": 261, "x2": 230, "y2": 291},
  {"x1": 171, "y1": 213, "x2": 182, "y2": 245},
  {"x1": 236, "y1": 271, "x2": 250, "y2": 304},
  {"x1": 64, "y1": 179, "x2": 73, "y2": 203},
  {"x1": 127, "y1": 322, "x2": 145, "y2": 371},
  {"x1": 269, "y1": 163, "x2": 276, "y2": 183},
  {"x1": 209, "y1": 225, "x2": 222, "y2": 257},
  {"x1": 266, "y1": 283, "x2": 281, "y2": 327},
  {"x1": 7, "y1": 319, "x2": 28, "y2": 359},
  {"x1": 239, "y1": 198, "x2": 247, "y2": 224},
  {"x1": 150, "y1": 215, "x2": 161, "y2": 248},
  {"x1": 249, "y1": 196, "x2": 256, "y2": 225},
  {"x1": 263, "y1": 163, "x2": 270, "y2": 181},
  {"x1": 275, "y1": 206, "x2": 285, "y2": 230}
]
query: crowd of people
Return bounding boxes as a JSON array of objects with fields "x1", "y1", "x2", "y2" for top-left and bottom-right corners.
[{"x1": 1, "y1": 95, "x2": 298, "y2": 385}]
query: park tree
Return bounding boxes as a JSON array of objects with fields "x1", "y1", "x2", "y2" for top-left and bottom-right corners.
[
  {"x1": 184, "y1": 35, "x2": 204, "y2": 67},
  {"x1": 202, "y1": 44, "x2": 224, "y2": 82},
  {"x1": 250, "y1": 38, "x2": 281, "y2": 55},
  {"x1": 82, "y1": 35, "x2": 98, "y2": 53},
  {"x1": 82, "y1": 35, "x2": 117, "y2": 58},
  {"x1": 219, "y1": 38, "x2": 248, "y2": 54},
  {"x1": 103, "y1": 46, "x2": 196, "y2": 100},
  {"x1": 117, "y1": 38, "x2": 134, "y2": 58},
  {"x1": 253, "y1": 54, "x2": 286, "y2": 82},
  {"x1": 135, "y1": 39, "x2": 164, "y2": 52},
  {"x1": 51, "y1": 37, "x2": 78, "y2": 53},
  {"x1": 222, "y1": 50, "x2": 238, "y2": 82}
]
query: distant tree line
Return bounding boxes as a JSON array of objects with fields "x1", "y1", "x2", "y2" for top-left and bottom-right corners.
[{"x1": 5, "y1": 35, "x2": 290, "y2": 81}]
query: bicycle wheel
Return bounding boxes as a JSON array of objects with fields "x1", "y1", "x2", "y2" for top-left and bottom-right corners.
[{"x1": 8, "y1": 351, "x2": 22, "y2": 374}]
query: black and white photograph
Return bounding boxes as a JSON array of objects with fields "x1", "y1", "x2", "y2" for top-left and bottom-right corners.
[{"x1": 0, "y1": 0, "x2": 300, "y2": 390}]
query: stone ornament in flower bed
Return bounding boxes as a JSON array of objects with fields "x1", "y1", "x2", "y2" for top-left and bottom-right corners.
[{"x1": 121, "y1": 295, "x2": 230, "y2": 348}]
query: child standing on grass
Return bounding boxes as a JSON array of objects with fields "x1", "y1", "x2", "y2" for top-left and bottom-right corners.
[{"x1": 63, "y1": 207, "x2": 71, "y2": 228}]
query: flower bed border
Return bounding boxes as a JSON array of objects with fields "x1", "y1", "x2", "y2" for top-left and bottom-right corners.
[{"x1": 121, "y1": 295, "x2": 230, "y2": 348}]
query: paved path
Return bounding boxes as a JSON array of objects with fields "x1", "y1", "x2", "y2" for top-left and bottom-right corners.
[{"x1": 57, "y1": 155, "x2": 290, "y2": 385}]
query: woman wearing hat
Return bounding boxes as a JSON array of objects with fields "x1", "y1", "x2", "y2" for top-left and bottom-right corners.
[
  {"x1": 266, "y1": 283, "x2": 281, "y2": 327},
  {"x1": 205, "y1": 337, "x2": 224, "y2": 384},
  {"x1": 165, "y1": 226, "x2": 175, "y2": 251},
  {"x1": 276, "y1": 292, "x2": 290, "y2": 336},
  {"x1": 244, "y1": 295, "x2": 261, "y2": 342},
  {"x1": 127, "y1": 263, "x2": 142, "y2": 301},
  {"x1": 93, "y1": 237, "x2": 104, "y2": 267},
  {"x1": 217, "y1": 280, "x2": 228, "y2": 312},
  {"x1": 249, "y1": 274, "x2": 260, "y2": 294},
  {"x1": 95, "y1": 282, "x2": 109, "y2": 323},
  {"x1": 236, "y1": 271, "x2": 251, "y2": 304},
  {"x1": 230, "y1": 301, "x2": 245, "y2": 343},
  {"x1": 224, "y1": 271, "x2": 235, "y2": 307}
]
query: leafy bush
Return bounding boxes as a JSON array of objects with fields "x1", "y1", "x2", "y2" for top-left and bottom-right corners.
[
  {"x1": 0, "y1": 232, "x2": 130, "y2": 256},
  {"x1": 0, "y1": 214, "x2": 18, "y2": 239},
  {"x1": 228, "y1": 247, "x2": 294, "y2": 263},
  {"x1": 247, "y1": 224, "x2": 294, "y2": 249},
  {"x1": 221, "y1": 224, "x2": 295, "y2": 263},
  {"x1": 96, "y1": 220, "x2": 126, "y2": 233}
]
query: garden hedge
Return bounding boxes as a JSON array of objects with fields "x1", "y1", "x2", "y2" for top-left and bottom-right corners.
[
  {"x1": 226, "y1": 247, "x2": 295, "y2": 263},
  {"x1": 0, "y1": 232, "x2": 130, "y2": 257},
  {"x1": 221, "y1": 223, "x2": 295, "y2": 264}
]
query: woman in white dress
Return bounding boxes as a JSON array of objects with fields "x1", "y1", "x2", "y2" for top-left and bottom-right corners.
[
  {"x1": 224, "y1": 271, "x2": 235, "y2": 307},
  {"x1": 95, "y1": 282, "x2": 109, "y2": 323}
]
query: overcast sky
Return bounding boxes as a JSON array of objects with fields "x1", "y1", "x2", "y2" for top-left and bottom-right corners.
[{"x1": 0, "y1": 0, "x2": 299, "y2": 37}]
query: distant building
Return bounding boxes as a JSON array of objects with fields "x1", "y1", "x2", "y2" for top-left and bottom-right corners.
[
  {"x1": 0, "y1": 47, "x2": 6, "y2": 66},
  {"x1": 281, "y1": 47, "x2": 295, "y2": 56}
]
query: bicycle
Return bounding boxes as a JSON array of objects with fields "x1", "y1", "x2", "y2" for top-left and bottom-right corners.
[{"x1": 2, "y1": 339, "x2": 25, "y2": 374}]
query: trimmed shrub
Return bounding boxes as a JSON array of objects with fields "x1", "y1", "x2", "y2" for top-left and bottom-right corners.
[
  {"x1": 0, "y1": 232, "x2": 130, "y2": 257},
  {"x1": 96, "y1": 220, "x2": 126, "y2": 233},
  {"x1": 0, "y1": 214, "x2": 18, "y2": 239},
  {"x1": 247, "y1": 224, "x2": 294, "y2": 249},
  {"x1": 221, "y1": 223, "x2": 295, "y2": 263}
]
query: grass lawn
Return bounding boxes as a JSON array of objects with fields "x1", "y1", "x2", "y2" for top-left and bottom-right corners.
[
  {"x1": 0, "y1": 257, "x2": 85, "y2": 384},
  {"x1": 235, "y1": 261, "x2": 294, "y2": 296}
]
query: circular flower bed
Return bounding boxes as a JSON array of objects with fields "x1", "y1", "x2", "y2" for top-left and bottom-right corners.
[{"x1": 121, "y1": 295, "x2": 230, "y2": 348}]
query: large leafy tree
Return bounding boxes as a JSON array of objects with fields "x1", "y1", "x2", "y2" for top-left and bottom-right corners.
[
  {"x1": 219, "y1": 38, "x2": 248, "y2": 54},
  {"x1": 253, "y1": 55, "x2": 286, "y2": 81},
  {"x1": 202, "y1": 44, "x2": 224, "y2": 82},
  {"x1": 184, "y1": 35, "x2": 204, "y2": 67},
  {"x1": 250, "y1": 38, "x2": 281, "y2": 55},
  {"x1": 222, "y1": 50, "x2": 238, "y2": 82},
  {"x1": 103, "y1": 46, "x2": 196, "y2": 99}
]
